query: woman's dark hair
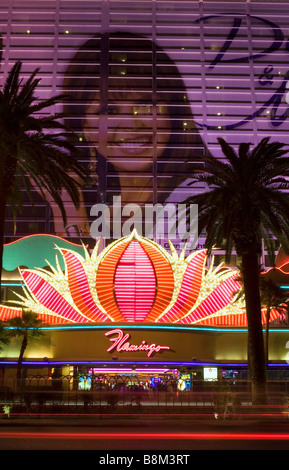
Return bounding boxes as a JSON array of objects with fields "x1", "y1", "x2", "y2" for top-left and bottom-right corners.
[{"x1": 63, "y1": 32, "x2": 206, "y2": 204}]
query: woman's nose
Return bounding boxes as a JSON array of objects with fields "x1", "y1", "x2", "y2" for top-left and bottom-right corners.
[{"x1": 110, "y1": 105, "x2": 152, "y2": 130}]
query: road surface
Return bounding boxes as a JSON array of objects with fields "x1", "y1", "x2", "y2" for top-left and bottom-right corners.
[{"x1": 1, "y1": 415, "x2": 289, "y2": 451}]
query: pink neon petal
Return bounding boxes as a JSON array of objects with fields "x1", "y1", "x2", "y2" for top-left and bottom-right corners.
[
  {"x1": 180, "y1": 273, "x2": 241, "y2": 324},
  {"x1": 21, "y1": 270, "x2": 88, "y2": 323},
  {"x1": 114, "y1": 240, "x2": 156, "y2": 322}
]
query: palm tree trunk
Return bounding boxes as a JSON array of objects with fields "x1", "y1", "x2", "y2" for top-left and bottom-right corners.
[
  {"x1": 265, "y1": 306, "x2": 271, "y2": 367},
  {"x1": 241, "y1": 248, "x2": 267, "y2": 405},
  {"x1": 0, "y1": 154, "x2": 17, "y2": 299},
  {"x1": 16, "y1": 333, "x2": 28, "y2": 390},
  {"x1": 0, "y1": 194, "x2": 6, "y2": 300}
]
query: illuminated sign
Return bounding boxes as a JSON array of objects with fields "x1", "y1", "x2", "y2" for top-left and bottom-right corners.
[
  {"x1": 203, "y1": 367, "x2": 218, "y2": 381},
  {"x1": 177, "y1": 374, "x2": 191, "y2": 391},
  {"x1": 0, "y1": 232, "x2": 283, "y2": 327},
  {"x1": 105, "y1": 328, "x2": 170, "y2": 358}
]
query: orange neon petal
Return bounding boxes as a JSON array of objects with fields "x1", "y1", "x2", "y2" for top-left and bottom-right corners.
[
  {"x1": 196, "y1": 307, "x2": 283, "y2": 327},
  {"x1": 96, "y1": 241, "x2": 128, "y2": 322},
  {"x1": 196, "y1": 313, "x2": 248, "y2": 326},
  {"x1": 61, "y1": 249, "x2": 109, "y2": 322},
  {"x1": 159, "y1": 250, "x2": 207, "y2": 323},
  {"x1": 0, "y1": 305, "x2": 22, "y2": 321}
]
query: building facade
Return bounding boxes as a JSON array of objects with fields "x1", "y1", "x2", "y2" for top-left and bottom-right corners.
[
  {"x1": 1, "y1": 0, "x2": 289, "y2": 390},
  {"x1": 0, "y1": 1, "x2": 288, "y2": 255}
]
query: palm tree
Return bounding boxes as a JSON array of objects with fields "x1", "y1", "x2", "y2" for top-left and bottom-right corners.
[
  {"x1": 7, "y1": 311, "x2": 44, "y2": 389},
  {"x1": 259, "y1": 277, "x2": 289, "y2": 365},
  {"x1": 235, "y1": 272, "x2": 289, "y2": 367},
  {"x1": 184, "y1": 137, "x2": 289, "y2": 404},
  {"x1": 0, "y1": 320, "x2": 11, "y2": 387},
  {"x1": 0, "y1": 61, "x2": 87, "y2": 290},
  {"x1": 0, "y1": 320, "x2": 9, "y2": 352}
]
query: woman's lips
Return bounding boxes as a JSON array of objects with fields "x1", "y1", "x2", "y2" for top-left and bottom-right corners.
[{"x1": 113, "y1": 135, "x2": 153, "y2": 155}]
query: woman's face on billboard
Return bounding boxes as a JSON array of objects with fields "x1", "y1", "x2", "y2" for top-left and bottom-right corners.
[{"x1": 84, "y1": 91, "x2": 171, "y2": 172}]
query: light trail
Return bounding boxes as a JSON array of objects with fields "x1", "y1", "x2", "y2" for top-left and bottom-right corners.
[{"x1": 1, "y1": 431, "x2": 289, "y2": 441}]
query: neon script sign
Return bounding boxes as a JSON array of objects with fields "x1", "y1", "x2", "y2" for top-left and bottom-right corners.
[{"x1": 105, "y1": 329, "x2": 170, "y2": 357}]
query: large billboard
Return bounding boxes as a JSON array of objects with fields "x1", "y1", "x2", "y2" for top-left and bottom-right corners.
[{"x1": 1, "y1": 1, "x2": 288, "y2": 259}]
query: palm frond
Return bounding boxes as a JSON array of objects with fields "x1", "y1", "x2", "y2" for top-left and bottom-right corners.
[
  {"x1": 184, "y1": 137, "x2": 289, "y2": 263},
  {"x1": 0, "y1": 61, "x2": 88, "y2": 234}
]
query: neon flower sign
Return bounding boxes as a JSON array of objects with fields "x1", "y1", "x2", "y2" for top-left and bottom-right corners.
[
  {"x1": 0, "y1": 231, "x2": 283, "y2": 326},
  {"x1": 105, "y1": 329, "x2": 170, "y2": 357}
]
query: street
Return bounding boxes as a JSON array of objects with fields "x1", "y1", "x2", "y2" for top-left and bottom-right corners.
[{"x1": 1, "y1": 416, "x2": 289, "y2": 451}]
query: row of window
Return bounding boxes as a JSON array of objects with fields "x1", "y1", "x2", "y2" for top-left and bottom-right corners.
[{"x1": 1, "y1": 1, "x2": 289, "y2": 253}]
